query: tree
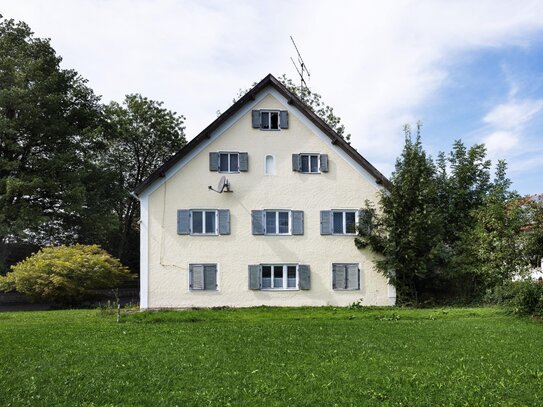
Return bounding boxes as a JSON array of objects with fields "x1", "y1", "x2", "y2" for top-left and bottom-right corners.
[
  {"x1": 358, "y1": 125, "x2": 522, "y2": 304},
  {"x1": 236, "y1": 74, "x2": 351, "y2": 141},
  {"x1": 522, "y1": 195, "x2": 543, "y2": 269},
  {"x1": 358, "y1": 123, "x2": 443, "y2": 303},
  {"x1": 464, "y1": 162, "x2": 526, "y2": 288},
  {"x1": 0, "y1": 244, "x2": 132, "y2": 303},
  {"x1": 100, "y1": 94, "x2": 187, "y2": 268},
  {"x1": 0, "y1": 17, "x2": 102, "y2": 272}
]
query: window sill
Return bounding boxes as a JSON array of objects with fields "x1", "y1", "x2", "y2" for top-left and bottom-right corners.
[
  {"x1": 260, "y1": 288, "x2": 299, "y2": 291},
  {"x1": 333, "y1": 289, "x2": 361, "y2": 291},
  {"x1": 190, "y1": 233, "x2": 219, "y2": 236},
  {"x1": 189, "y1": 290, "x2": 220, "y2": 293}
]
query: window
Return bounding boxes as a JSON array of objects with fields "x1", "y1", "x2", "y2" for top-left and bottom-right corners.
[
  {"x1": 332, "y1": 263, "x2": 360, "y2": 290},
  {"x1": 261, "y1": 265, "x2": 298, "y2": 289},
  {"x1": 292, "y1": 154, "x2": 328, "y2": 173},
  {"x1": 189, "y1": 264, "x2": 218, "y2": 291},
  {"x1": 177, "y1": 209, "x2": 230, "y2": 235},
  {"x1": 252, "y1": 210, "x2": 304, "y2": 235},
  {"x1": 249, "y1": 264, "x2": 310, "y2": 290},
  {"x1": 300, "y1": 154, "x2": 319, "y2": 173},
  {"x1": 265, "y1": 210, "x2": 290, "y2": 235},
  {"x1": 265, "y1": 155, "x2": 275, "y2": 175},
  {"x1": 191, "y1": 210, "x2": 217, "y2": 235},
  {"x1": 260, "y1": 110, "x2": 280, "y2": 130},
  {"x1": 209, "y1": 152, "x2": 248, "y2": 172},
  {"x1": 332, "y1": 210, "x2": 357, "y2": 234},
  {"x1": 252, "y1": 110, "x2": 288, "y2": 130},
  {"x1": 219, "y1": 152, "x2": 239, "y2": 173}
]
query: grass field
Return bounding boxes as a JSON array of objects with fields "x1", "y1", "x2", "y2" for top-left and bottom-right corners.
[{"x1": 1, "y1": 307, "x2": 542, "y2": 406}]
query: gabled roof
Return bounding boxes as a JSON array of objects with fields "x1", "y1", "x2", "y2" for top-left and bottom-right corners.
[{"x1": 134, "y1": 73, "x2": 391, "y2": 195}]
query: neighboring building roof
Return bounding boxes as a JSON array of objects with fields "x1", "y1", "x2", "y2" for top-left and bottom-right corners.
[{"x1": 133, "y1": 73, "x2": 392, "y2": 196}]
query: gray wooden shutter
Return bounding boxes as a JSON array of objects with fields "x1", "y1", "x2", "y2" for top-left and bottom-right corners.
[
  {"x1": 292, "y1": 154, "x2": 300, "y2": 172},
  {"x1": 248, "y1": 265, "x2": 261, "y2": 289},
  {"x1": 298, "y1": 265, "x2": 310, "y2": 290},
  {"x1": 252, "y1": 110, "x2": 260, "y2": 128},
  {"x1": 320, "y1": 211, "x2": 332, "y2": 235},
  {"x1": 333, "y1": 264, "x2": 346, "y2": 290},
  {"x1": 204, "y1": 264, "x2": 217, "y2": 290},
  {"x1": 177, "y1": 210, "x2": 190, "y2": 235},
  {"x1": 346, "y1": 264, "x2": 359, "y2": 290},
  {"x1": 209, "y1": 152, "x2": 219, "y2": 171},
  {"x1": 291, "y1": 211, "x2": 304, "y2": 235},
  {"x1": 239, "y1": 152, "x2": 249, "y2": 171},
  {"x1": 190, "y1": 264, "x2": 204, "y2": 290},
  {"x1": 280, "y1": 110, "x2": 289, "y2": 129},
  {"x1": 251, "y1": 210, "x2": 264, "y2": 235},
  {"x1": 320, "y1": 154, "x2": 329, "y2": 172},
  {"x1": 218, "y1": 210, "x2": 230, "y2": 235}
]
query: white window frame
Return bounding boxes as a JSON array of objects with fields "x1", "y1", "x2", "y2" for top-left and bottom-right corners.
[
  {"x1": 331, "y1": 263, "x2": 361, "y2": 291},
  {"x1": 190, "y1": 209, "x2": 218, "y2": 235},
  {"x1": 188, "y1": 263, "x2": 220, "y2": 292},
  {"x1": 218, "y1": 151, "x2": 240, "y2": 173},
  {"x1": 299, "y1": 153, "x2": 321, "y2": 174},
  {"x1": 260, "y1": 264, "x2": 299, "y2": 290},
  {"x1": 264, "y1": 210, "x2": 291, "y2": 235},
  {"x1": 331, "y1": 210, "x2": 358, "y2": 235},
  {"x1": 260, "y1": 110, "x2": 281, "y2": 131},
  {"x1": 264, "y1": 154, "x2": 276, "y2": 175}
]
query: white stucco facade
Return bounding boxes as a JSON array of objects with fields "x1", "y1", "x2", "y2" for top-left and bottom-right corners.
[{"x1": 139, "y1": 86, "x2": 395, "y2": 308}]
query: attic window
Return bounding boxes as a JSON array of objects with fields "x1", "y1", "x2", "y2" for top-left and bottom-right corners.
[
  {"x1": 252, "y1": 110, "x2": 289, "y2": 130},
  {"x1": 261, "y1": 111, "x2": 279, "y2": 130}
]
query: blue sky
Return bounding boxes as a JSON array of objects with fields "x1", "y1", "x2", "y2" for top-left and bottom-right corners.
[
  {"x1": 420, "y1": 42, "x2": 543, "y2": 194},
  {"x1": 2, "y1": 0, "x2": 543, "y2": 195}
]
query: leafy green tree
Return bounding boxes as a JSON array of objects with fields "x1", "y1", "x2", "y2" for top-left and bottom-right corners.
[
  {"x1": 0, "y1": 17, "x2": 102, "y2": 272},
  {"x1": 101, "y1": 95, "x2": 187, "y2": 268},
  {"x1": 522, "y1": 196, "x2": 543, "y2": 269},
  {"x1": 358, "y1": 123, "x2": 443, "y2": 303},
  {"x1": 358, "y1": 125, "x2": 523, "y2": 303},
  {"x1": 277, "y1": 75, "x2": 351, "y2": 142},
  {"x1": 464, "y1": 162, "x2": 526, "y2": 288},
  {"x1": 0, "y1": 244, "x2": 133, "y2": 303}
]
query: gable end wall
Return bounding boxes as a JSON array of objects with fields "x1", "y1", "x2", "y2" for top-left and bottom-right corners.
[{"x1": 141, "y1": 89, "x2": 394, "y2": 308}]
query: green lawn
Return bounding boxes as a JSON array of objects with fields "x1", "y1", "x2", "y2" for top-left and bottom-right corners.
[{"x1": 1, "y1": 307, "x2": 542, "y2": 406}]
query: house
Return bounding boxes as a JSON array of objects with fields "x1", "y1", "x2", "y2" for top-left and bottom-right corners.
[{"x1": 133, "y1": 74, "x2": 395, "y2": 309}]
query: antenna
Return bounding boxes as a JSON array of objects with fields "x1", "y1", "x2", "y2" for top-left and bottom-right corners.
[
  {"x1": 208, "y1": 176, "x2": 232, "y2": 193},
  {"x1": 290, "y1": 36, "x2": 311, "y2": 91}
]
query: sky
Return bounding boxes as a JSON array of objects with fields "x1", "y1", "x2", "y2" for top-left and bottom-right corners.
[{"x1": 2, "y1": 0, "x2": 543, "y2": 195}]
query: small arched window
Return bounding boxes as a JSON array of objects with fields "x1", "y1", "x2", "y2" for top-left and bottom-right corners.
[{"x1": 265, "y1": 155, "x2": 276, "y2": 175}]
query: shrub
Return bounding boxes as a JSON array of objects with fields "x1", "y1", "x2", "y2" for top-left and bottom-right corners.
[
  {"x1": 485, "y1": 279, "x2": 543, "y2": 317},
  {"x1": 0, "y1": 244, "x2": 133, "y2": 304}
]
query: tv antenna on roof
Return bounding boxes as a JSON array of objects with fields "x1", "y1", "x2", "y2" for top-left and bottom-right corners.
[
  {"x1": 290, "y1": 36, "x2": 311, "y2": 91},
  {"x1": 208, "y1": 175, "x2": 232, "y2": 193}
]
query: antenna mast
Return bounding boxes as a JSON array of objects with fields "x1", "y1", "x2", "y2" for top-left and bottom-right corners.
[{"x1": 290, "y1": 36, "x2": 311, "y2": 92}]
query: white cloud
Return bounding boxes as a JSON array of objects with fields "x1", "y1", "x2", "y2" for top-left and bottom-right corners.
[
  {"x1": 483, "y1": 100, "x2": 543, "y2": 129},
  {"x1": 482, "y1": 131, "x2": 519, "y2": 153},
  {"x1": 2, "y1": 0, "x2": 543, "y2": 179},
  {"x1": 478, "y1": 90, "x2": 543, "y2": 176}
]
